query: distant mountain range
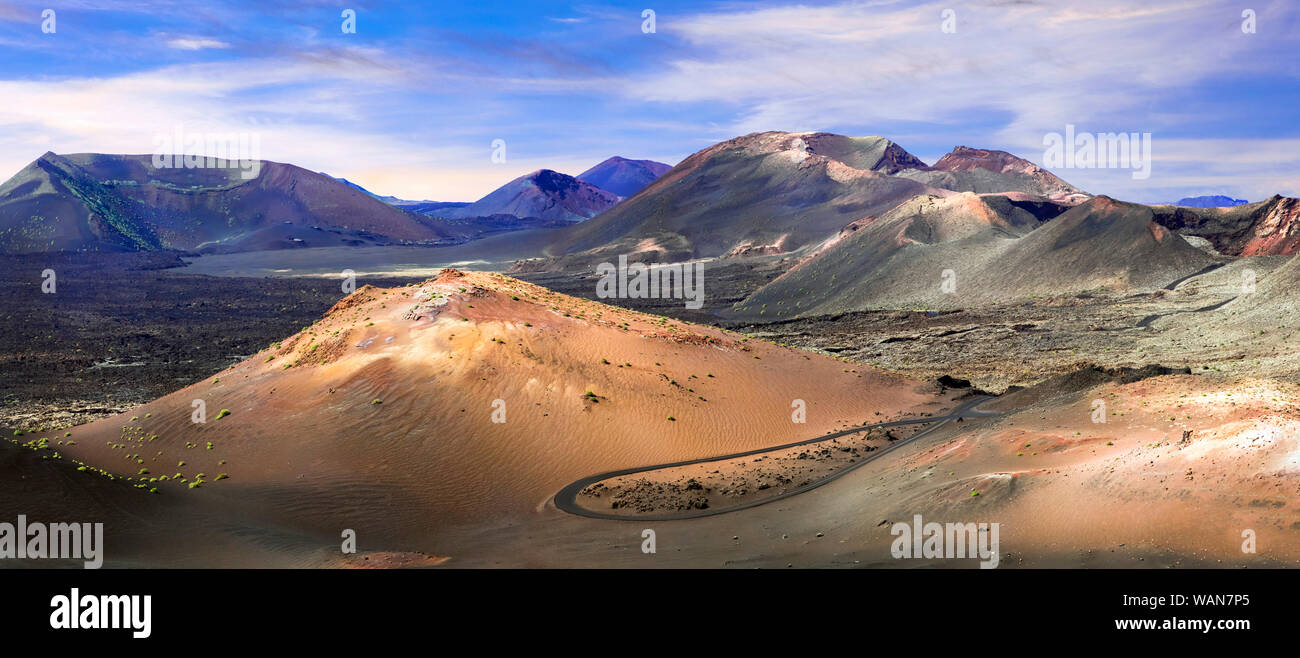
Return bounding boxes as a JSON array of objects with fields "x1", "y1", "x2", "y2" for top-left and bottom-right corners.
[
  {"x1": 332, "y1": 157, "x2": 674, "y2": 214},
  {"x1": 333, "y1": 157, "x2": 675, "y2": 222},
  {"x1": 1172, "y1": 195, "x2": 1249, "y2": 208},
  {"x1": 0, "y1": 152, "x2": 474, "y2": 254},
  {"x1": 492, "y1": 130, "x2": 1300, "y2": 319},
  {"x1": 332, "y1": 159, "x2": 677, "y2": 233},
  {"x1": 3, "y1": 135, "x2": 1296, "y2": 285},
  {"x1": 525, "y1": 131, "x2": 1090, "y2": 268},
  {"x1": 0, "y1": 153, "x2": 672, "y2": 254}
]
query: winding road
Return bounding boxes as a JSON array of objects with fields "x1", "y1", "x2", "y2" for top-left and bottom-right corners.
[{"x1": 553, "y1": 394, "x2": 1001, "y2": 522}]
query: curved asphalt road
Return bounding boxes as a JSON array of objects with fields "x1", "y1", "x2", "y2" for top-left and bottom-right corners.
[{"x1": 554, "y1": 395, "x2": 1000, "y2": 522}]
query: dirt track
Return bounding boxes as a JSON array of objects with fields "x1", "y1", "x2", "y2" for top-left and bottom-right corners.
[{"x1": 556, "y1": 395, "x2": 997, "y2": 520}]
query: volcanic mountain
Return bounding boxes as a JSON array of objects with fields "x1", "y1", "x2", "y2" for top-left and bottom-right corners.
[
  {"x1": 525, "y1": 132, "x2": 1088, "y2": 270},
  {"x1": 541, "y1": 132, "x2": 945, "y2": 265},
  {"x1": 1173, "y1": 195, "x2": 1249, "y2": 208},
  {"x1": 0, "y1": 153, "x2": 470, "y2": 254},
  {"x1": 433, "y1": 169, "x2": 620, "y2": 223},
  {"x1": 42, "y1": 269, "x2": 943, "y2": 562},
  {"x1": 576, "y1": 156, "x2": 672, "y2": 197},
  {"x1": 733, "y1": 195, "x2": 1215, "y2": 318},
  {"x1": 896, "y1": 146, "x2": 1087, "y2": 202}
]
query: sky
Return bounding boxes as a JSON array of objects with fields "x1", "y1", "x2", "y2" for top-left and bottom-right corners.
[{"x1": 0, "y1": 0, "x2": 1297, "y2": 203}]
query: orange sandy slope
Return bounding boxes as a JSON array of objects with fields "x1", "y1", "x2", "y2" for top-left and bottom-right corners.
[{"x1": 57, "y1": 269, "x2": 947, "y2": 541}]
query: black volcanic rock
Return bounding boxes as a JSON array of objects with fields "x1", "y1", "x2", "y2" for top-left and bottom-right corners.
[{"x1": 937, "y1": 375, "x2": 972, "y2": 388}]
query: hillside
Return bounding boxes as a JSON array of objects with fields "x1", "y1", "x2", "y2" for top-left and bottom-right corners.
[
  {"x1": 48, "y1": 269, "x2": 943, "y2": 547},
  {"x1": 435, "y1": 169, "x2": 620, "y2": 223},
  {"x1": 527, "y1": 132, "x2": 1089, "y2": 270},
  {"x1": 544, "y1": 132, "x2": 944, "y2": 264},
  {"x1": 1151, "y1": 195, "x2": 1300, "y2": 256},
  {"x1": 0, "y1": 153, "x2": 471, "y2": 253},
  {"x1": 576, "y1": 156, "x2": 672, "y2": 197},
  {"x1": 896, "y1": 146, "x2": 1087, "y2": 202},
  {"x1": 733, "y1": 195, "x2": 1214, "y2": 318}
]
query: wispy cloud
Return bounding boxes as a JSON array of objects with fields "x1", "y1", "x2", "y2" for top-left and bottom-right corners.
[
  {"x1": 165, "y1": 37, "x2": 231, "y2": 50},
  {"x1": 0, "y1": 0, "x2": 1295, "y2": 202},
  {"x1": 618, "y1": 0, "x2": 1300, "y2": 200}
]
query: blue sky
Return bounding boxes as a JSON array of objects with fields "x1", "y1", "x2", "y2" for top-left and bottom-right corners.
[{"x1": 0, "y1": 0, "x2": 1297, "y2": 203}]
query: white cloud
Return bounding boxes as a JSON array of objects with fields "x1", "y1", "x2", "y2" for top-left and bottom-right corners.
[
  {"x1": 1046, "y1": 137, "x2": 1300, "y2": 202},
  {"x1": 166, "y1": 38, "x2": 232, "y2": 51},
  {"x1": 1, "y1": 0, "x2": 1295, "y2": 204},
  {"x1": 614, "y1": 0, "x2": 1300, "y2": 199},
  {"x1": 0, "y1": 55, "x2": 502, "y2": 200}
]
